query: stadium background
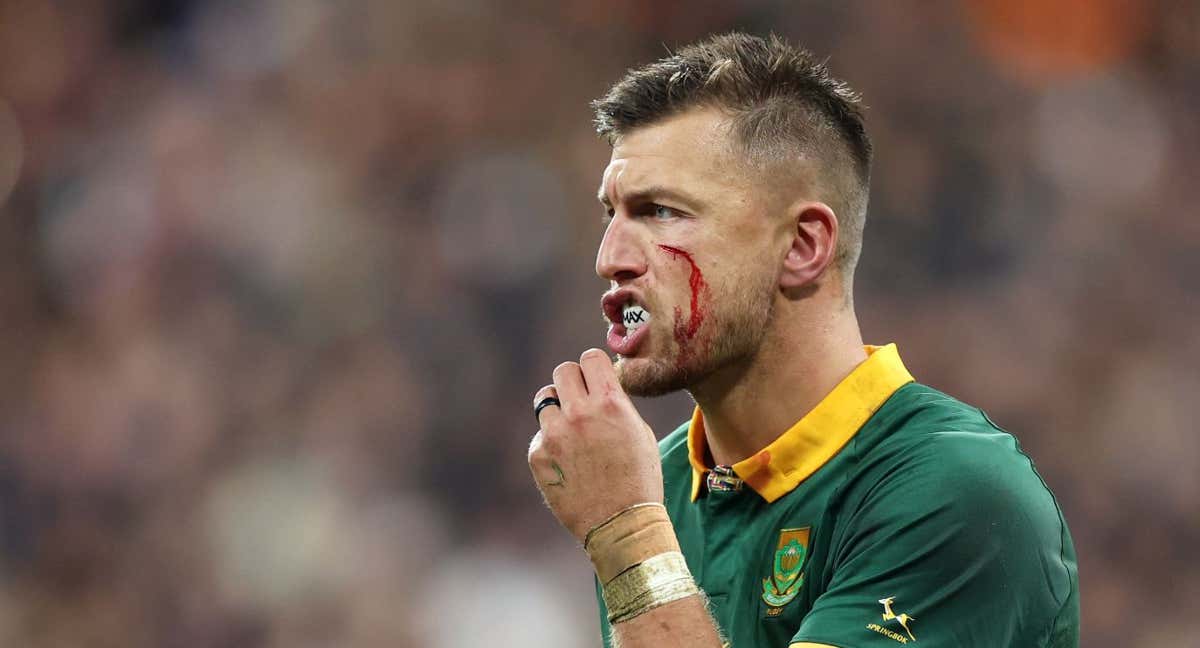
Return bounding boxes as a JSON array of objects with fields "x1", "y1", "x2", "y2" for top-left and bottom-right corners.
[{"x1": 0, "y1": 1, "x2": 1196, "y2": 646}]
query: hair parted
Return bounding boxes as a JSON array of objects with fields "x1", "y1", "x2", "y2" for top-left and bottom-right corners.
[{"x1": 591, "y1": 32, "x2": 872, "y2": 277}]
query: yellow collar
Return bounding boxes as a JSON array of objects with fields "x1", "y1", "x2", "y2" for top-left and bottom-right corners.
[{"x1": 687, "y1": 343, "x2": 914, "y2": 503}]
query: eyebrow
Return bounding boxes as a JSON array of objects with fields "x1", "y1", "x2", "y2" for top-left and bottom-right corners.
[{"x1": 597, "y1": 184, "x2": 708, "y2": 213}]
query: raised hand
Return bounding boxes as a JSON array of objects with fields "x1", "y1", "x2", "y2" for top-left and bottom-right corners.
[{"x1": 528, "y1": 348, "x2": 664, "y2": 541}]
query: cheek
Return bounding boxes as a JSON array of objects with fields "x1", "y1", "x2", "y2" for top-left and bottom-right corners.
[
  {"x1": 706, "y1": 261, "x2": 776, "y2": 325},
  {"x1": 655, "y1": 246, "x2": 712, "y2": 359}
]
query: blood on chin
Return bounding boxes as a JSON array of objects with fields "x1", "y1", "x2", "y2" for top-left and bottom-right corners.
[{"x1": 613, "y1": 340, "x2": 700, "y2": 397}]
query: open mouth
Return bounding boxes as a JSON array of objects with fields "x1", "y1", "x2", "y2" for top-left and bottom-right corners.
[{"x1": 602, "y1": 291, "x2": 652, "y2": 356}]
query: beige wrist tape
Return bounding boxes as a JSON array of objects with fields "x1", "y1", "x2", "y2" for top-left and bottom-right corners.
[
  {"x1": 603, "y1": 551, "x2": 699, "y2": 624},
  {"x1": 585, "y1": 503, "x2": 680, "y2": 584},
  {"x1": 585, "y1": 503, "x2": 699, "y2": 625}
]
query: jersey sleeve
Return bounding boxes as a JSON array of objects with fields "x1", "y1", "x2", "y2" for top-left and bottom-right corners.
[{"x1": 791, "y1": 435, "x2": 1078, "y2": 648}]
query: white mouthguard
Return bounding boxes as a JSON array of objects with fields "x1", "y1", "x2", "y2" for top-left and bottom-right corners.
[{"x1": 622, "y1": 304, "x2": 650, "y2": 330}]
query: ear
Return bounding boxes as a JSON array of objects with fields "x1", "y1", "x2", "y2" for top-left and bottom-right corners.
[{"x1": 779, "y1": 202, "x2": 838, "y2": 290}]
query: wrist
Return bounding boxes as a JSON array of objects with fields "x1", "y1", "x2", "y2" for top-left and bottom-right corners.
[
  {"x1": 585, "y1": 503, "x2": 700, "y2": 624},
  {"x1": 585, "y1": 502, "x2": 679, "y2": 583}
]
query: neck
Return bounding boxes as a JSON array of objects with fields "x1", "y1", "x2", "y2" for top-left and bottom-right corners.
[{"x1": 689, "y1": 293, "x2": 866, "y2": 467}]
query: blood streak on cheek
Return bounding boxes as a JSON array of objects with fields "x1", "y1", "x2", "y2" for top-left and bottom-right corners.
[{"x1": 656, "y1": 245, "x2": 709, "y2": 361}]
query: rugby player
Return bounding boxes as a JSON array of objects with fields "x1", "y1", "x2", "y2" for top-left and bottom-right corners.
[{"x1": 528, "y1": 33, "x2": 1078, "y2": 648}]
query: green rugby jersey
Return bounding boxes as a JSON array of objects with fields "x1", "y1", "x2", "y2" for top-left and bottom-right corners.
[{"x1": 597, "y1": 344, "x2": 1078, "y2": 647}]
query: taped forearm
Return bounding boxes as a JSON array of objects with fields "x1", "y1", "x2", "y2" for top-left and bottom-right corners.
[
  {"x1": 586, "y1": 503, "x2": 681, "y2": 583},
  {"x1": 588, "y1": 504, "x2": 724, "y2": 647},
  {"x1": 585, "y1": 503, "x2": 701, "y2": 624}
]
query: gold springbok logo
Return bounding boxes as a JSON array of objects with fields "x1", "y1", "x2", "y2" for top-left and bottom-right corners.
[{"x1": 879, "y1": 597, "x2": 916, "y2": 641}]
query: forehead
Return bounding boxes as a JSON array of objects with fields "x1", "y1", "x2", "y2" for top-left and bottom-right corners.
[{"x1": 599, "y1": 108, "x2": 748, "y2": 207}]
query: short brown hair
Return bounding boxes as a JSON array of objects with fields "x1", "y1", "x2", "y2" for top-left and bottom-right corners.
[{"x1": 591, "y1": 32, "x2": 872, "y2": 278}]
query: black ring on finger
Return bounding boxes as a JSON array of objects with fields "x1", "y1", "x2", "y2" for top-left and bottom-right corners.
[{"x1": 534, "y1": 396, "x2": 561, "y2": 423}]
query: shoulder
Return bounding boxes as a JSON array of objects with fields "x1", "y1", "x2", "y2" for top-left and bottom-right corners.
[
  {"x1": 843, "y1": 383, "x2": 1075, "y2": 594},
  {"x1": 860, "y1": 383, "x2": 1047, "y2": 491},
  {"x1": 815, "y1": 384, "x2": 1079, "y2": 644}
]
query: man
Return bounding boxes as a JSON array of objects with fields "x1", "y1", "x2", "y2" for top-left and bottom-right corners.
[{"x1": 528, "y1": 33, "x2": 1078, "y2": 648}]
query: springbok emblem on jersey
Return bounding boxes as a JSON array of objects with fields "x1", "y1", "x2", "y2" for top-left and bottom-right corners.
[
  {"x1": 761, "y1": 527, "x2": 810, "y2": 611},
  {"x1": 879, "y1": 597, "x2": 917, "y2": 641}
]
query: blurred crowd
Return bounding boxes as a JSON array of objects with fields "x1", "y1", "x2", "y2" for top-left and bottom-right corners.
[{"x1": 0, "y1": 1, "x2": 1196, "y2": 646}]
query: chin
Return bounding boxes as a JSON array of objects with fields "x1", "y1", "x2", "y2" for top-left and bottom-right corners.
[{"x1": 615, "y1": 355, "x2": 693, "y2": 397}]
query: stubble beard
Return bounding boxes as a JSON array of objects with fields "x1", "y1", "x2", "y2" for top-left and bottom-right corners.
[{"x1": 616, "y1": 269, "x2": 777, "y2": 398}]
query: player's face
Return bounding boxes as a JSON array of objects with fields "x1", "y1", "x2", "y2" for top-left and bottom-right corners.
[{"x1": 596, "y1": 108, "x2": 783, "y2": 396}]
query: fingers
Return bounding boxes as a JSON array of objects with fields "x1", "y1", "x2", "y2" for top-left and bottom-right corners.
[
  {"x1": 541, "y1": 351, "x2": 623, "y2": 424},
  {"x1": 578, "y1": 348, "x2": 621, "y2": 398},
  {"x1": 552, "y1": 360, "x2": 587, "y2": 405},
  {"x1": 533, "y1": 384, "x2": 561, "y2": 426}
]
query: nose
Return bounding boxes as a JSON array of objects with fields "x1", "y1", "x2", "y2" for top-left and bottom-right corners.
[{"x1": 595, "y1": 214, "x2": 647, "y2": 283}]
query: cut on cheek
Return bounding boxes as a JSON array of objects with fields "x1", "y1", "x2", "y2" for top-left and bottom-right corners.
[{"x1": 657, "y1": 245, "x2": 709, "y2": 366}]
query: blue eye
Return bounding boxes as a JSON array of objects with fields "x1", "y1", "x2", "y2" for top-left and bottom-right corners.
[{"x1": 653, "y1": 205, "x2": 675, "y2": 219}]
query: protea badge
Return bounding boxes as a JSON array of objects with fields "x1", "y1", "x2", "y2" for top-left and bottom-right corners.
[{"x1": 762, "y1": 527, "x2": 810, "y2": 610}]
